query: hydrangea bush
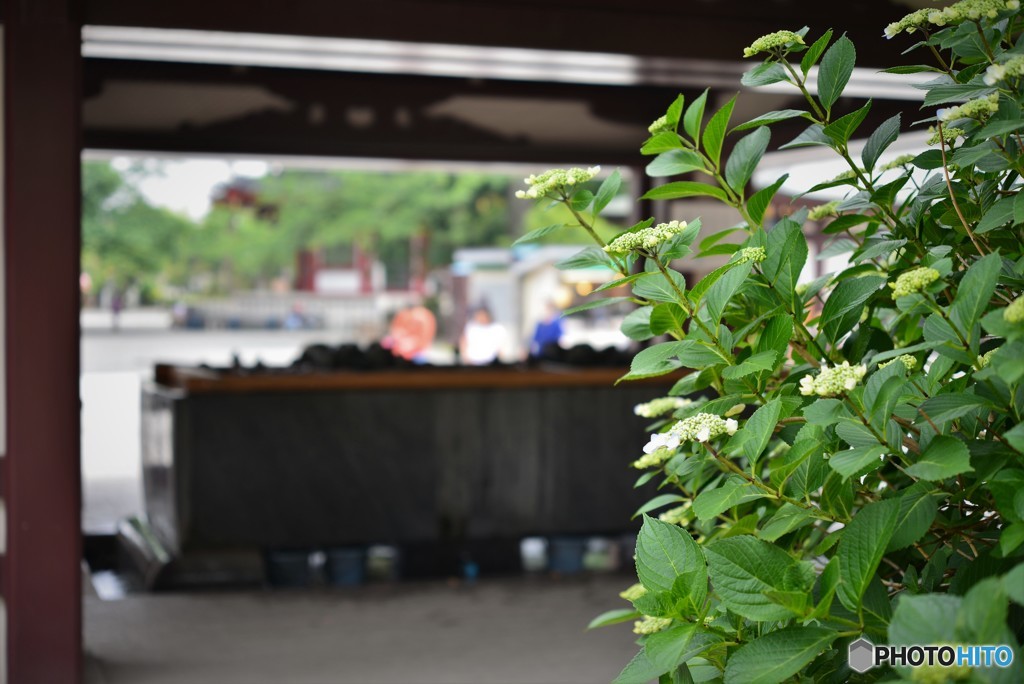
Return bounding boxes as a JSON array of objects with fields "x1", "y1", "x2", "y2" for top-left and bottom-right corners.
[{"x1": 515, "y1": 3, "x2": 1024, "y2": 682}]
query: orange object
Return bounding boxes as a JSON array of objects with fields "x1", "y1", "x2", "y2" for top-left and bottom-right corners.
[{"x1": 388, "y1": 306, "x2": 437, "y2": 360}]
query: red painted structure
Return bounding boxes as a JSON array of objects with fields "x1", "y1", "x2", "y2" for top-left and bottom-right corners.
[{"x1": 3, "y1": 1, "x2": 83, "y2": 682}]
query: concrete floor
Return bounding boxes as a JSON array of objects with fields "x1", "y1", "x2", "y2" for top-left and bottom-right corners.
[{"x1": 84, "y1": 575, "x2": 641, "y2": 684}]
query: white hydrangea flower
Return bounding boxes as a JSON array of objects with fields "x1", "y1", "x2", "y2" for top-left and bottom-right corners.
[
  {"x1": 605, "y1": 220, "x2": 688, "y2": 254},
  {"x1": 633, "y1": 616, "x2": 672, "y2": 635},
  {"x1": 941, "y1": 94, "x2": 1000, "y2": 122},
  {"x1": 634, "y1": 396, "x2": 691, "y2": 418},
  {"x1": 890, "y1": 267, "x2": 940, "y2": 298},
  {"x1": 736, "y1": 247, "x2": 767, "y2": 264},
  {"x1": 800, "y1": 362, "x2": 868, "y2": 397},
  {"x1": 743, "y1": 30, "x2": 805, "y2": 58},
  {"x1": 1005, "y1": 297, "x2": 1024, "y2": 323},
  {"x1": 643, "y1": 431, "x2": 681, "y2": 454},
  {"x1": 514, "y1": 166, "x2": 601, "y2": 200}
]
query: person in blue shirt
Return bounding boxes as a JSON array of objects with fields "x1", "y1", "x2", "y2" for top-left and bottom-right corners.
[{"x1": 530, "y1": 302, "x2": 564, "y2": 357}]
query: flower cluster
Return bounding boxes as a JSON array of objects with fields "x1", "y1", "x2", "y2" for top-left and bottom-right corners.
[
  {"x1": 829, "y1": 169, "x2": 858, "y2": 183},
  {"x1": 927, "y1": 126, "x2": 965, "y2": 146},
  {"x1": 514, "y1": 166, "x2": 600, "y2": 200},
  {"x1": 978, "y1": 348, "x2": 999, "y2": 368},
  {"x1": 799, "y1": 361, "x2": 868, "y2": 396},
  {"x1": 985, "y1": 55, "x2": 1024, "y2": 85},
  {"x1": 878, "y1": 154, "x2": 916, "y2": 172},
  {"x1": 604, "y1": 220, "x2": 688, "y2": 254},
  {"x1": 885, "y1": 1, "x2": 1019, "y2": 38},
  {"x1": 808, "y1": 201, "x2": 841, "y2": 221},
  {"x1": 941, "y1": 94, "x2": 1000, "y2": 122},
  {"x1": 658, "y1": 505, "x2": 690, "y2": 526},
  {"x1": 633, "y1": 616, "x2": 672, "y2": 635},
  {"x1": 673, "y1": 412, "x2": 739, "y2": 443},
  {"x1": 890, "y1": 267, "x2": 940, "y2": 298},
  {"x1": 743, "y1": 30, "x2": 805, "y2": 58},
  {"x1": 634, "y1": 396, "x2": 691, "y2": 418},
  {"x1": 1005, "y1": 297, "x2": 1024, "y2": 323},
  {"x1": 880, "y1": 354, "x2": 917, "y2": 371},
  {"x1": 884, "y1": 9, "x2": 933, "y2": 38},
  {"x1": 737, "y1": 247, "x2": 767, "y2": 264},
  {"x1": 619, "y1": 584, "x2": 647, "y2": 602},
  {"x1": 648, "y1": 115, "x2": 672, "y2": 135},
  {"x1": 928, "y1": 0, "x2": 1019, "y2": 26}
]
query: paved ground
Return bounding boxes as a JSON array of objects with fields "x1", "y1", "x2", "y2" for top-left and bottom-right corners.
[{"x1": 84, "y1": 575, "x2": 640, "y2": 684}]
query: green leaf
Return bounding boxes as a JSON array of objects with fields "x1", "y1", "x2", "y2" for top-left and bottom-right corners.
[
  {"x1": 725, "y1": 127, "x2": 770, "y2": 193},
  {"x1": 957, "y1": 577, "x2": 1008, "y2": 644},
  {"x1": 633, "y1": 494, "x2": 687, "y2": 519},
  {"x1": 889, "y1": 593, "x2": 960, "y2": 646},
  {"x1": 922, "y1": 81, "x2": 994, "y2": 107},
  {"x1": 888, "y1": 483, "x2": 939, "y2": 551},
  {"x1": 723, "y1": 627, "x2": 836, "y2": 684},
  {"x1": 700, "y1": 262, "x2": 752, "y2": 326},
  {"x1": 642, "y1": 181, "x2": 729, "y2": 203},
  {"x1": 634, "y1": 271, "x2": 687, "y2": 304},
  {"x1": 837, "y1": 498, "x2": 899, "y2": 611},
  {"x1": 803, "y1": 398, "x2": 847, "y2": 426},
  {"x1": 741, "y1": 62, "x2": 790, "y2": 87},
  {"x1": 801, "y1": 29, "x2": 833, "y2": 76},
  {"x1": 823, "y1": 100, "x2": 872, "y2": 147},
  {"x1": 683, "y1": 89, "x2": 708, "y2": 145},
  {"x1": 703, "y1": 95, "x2": 737, "y2": 168},
  {"x1": 646, "y1": 150, "x2": 706, "y2": 178},
  {"x1": 819, "y1": 275, "x2": 886, "y2": 344},
  {"x1": 635, "y1": 515, "x2": 707, "y2": 612},
  {"x1": 722, "y1": 351, "x2": 777, "y2": 380},
  {"x1": 622, "y1": 341, "x2": 723, "y2": 382},
  {"x1": 829, "y1": 445, "x2": 887, "y2": 480},
  {"x1": 650, "y1": 303, "x2": 688, "y2": 336},
  {"x1": 976, "y1": 195, "x2": 1016, "y2": 233},
  {"x1": 705, "y1": 536, "x2": 802, "y2": 621},
  {"x1": 562, "y1": 296, "x2": 630, "y2": 316},
  {"x1": 621, "y1": 306, "x2": 655, "y2": 341},
  {"x1": 949, "y1": 253, "x2": 1001, "y2": 337},
  {"x1": 644, "y1": 624, "x2": 697, "y2": 672},
  {"x1": 1003, "y1": 565, "x2": 1024, "y2": 606},
  {"x1": 917, "y1": 393, "x2": 992, "y2": 424},
  {"x1": 762, "y1": 215, "x2": 808, "y2": 304},
  {"x1": 594, "y1": 272, "x2": 645, "y2": 294},
  {"x1": 692, "y1": 477, "x2": 765, "y2": 522},
  {"x1": 748, "y1": 174, "x2": 788, "y2": 227},
  {"x1": 729, "y1": 398, "x2": 782, "y2": 465},
  {"x1": 1014, "y1": 191, "x2": 1024, "y2": 225},
  {"x1": 614, "y1": 649, "x2": 669, "y2": 684},
  {"x1": 665, "y1": 93, "x2": 685, "y2": 130},
  {"x1": 817, "y1": 35, "x2": 856, "y2": 111},
  {"x1": 512, "y1": 223, "x2": 564, "y2": 246},
  {"x1": 755, "y1": 315, "x2": 793, "y2": 366},
  {"x1": 641, "y1": 132, "x2": 684, "y2": 155},
  {"x1": 759, "y1": 504, "x2": 814, "y2": 542},
  {"x1": 593, "y1": 169, "x2": 622, "y2": 214},
  {"x1": 779, "y1": 124, "x2": 831, "y2": 150},
  {"x1": 861, "y1": 114, "x2": 901, "y2": 172},
  {"x1": 905, "y1": 435, "x2": 973, "y2": 481},
  {"x1": 554, "y1": 247, "x2": 614, "y2": 271},
  {"x1": 570, "y1": 189, "x2": 594, "y2": 211},
  {"x1": 587, "y1": 608, "x2": 641, "y2": 630},
  {"x1": 731, "y1": 109, "x2": 807, "y2": 133}
]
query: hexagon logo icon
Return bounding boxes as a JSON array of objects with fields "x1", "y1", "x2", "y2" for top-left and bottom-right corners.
[{"x1": 848, "y1": 638, "x2": 876, "y2": 673}]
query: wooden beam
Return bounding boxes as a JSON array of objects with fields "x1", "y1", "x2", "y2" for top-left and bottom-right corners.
[{"x1": 3, "y1": 1, "x2": 82, "y2": 682}]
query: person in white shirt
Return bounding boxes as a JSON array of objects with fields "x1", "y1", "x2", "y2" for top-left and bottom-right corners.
[{"x1": 460, "y1": 307, "x2": 507, "y2": 365}]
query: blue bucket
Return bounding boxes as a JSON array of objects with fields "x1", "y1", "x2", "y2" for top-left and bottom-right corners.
[
  {"x1": 325, "y1": 548, "x2": 366, "y2": 587},
  {"x1": 265, "y1": 550, "x2": 312, "y2": 588},
  {"x1": 549, "y1": 537, "x2": 586, "y2": 575}
]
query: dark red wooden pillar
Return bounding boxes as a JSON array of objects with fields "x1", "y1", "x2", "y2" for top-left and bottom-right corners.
[{"x1": 3, "y1": 1, "x2": 83, "y2": 682}]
